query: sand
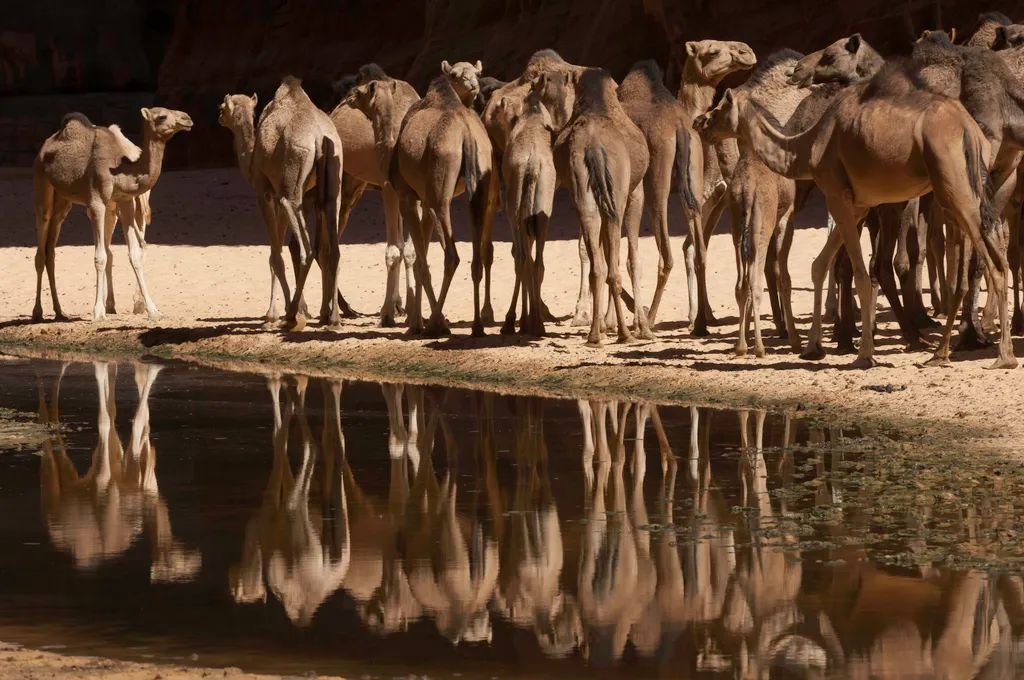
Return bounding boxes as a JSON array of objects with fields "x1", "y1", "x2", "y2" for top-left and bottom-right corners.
[{"x1": 0, "y1": 166, "x2": 1021, "y2": 453}]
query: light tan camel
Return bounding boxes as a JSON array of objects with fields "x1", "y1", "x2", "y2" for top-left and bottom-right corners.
[
  {"x1": 355, "y1": 74, "x2": 499, "y2": 336},
  {"x1": 218, "y1": 77, "x2": 343, "y2": 331},
  {"x1": 721, "y1": 50, "x2": 812, "y2": 358},
  {"x1": 32, "y1": 109, "x2": 192, "y2": 322},
  {"x1": 442, "y1": 60, "x2": 483, "y2": 107},
  {"x1": 617, "y1": 60, "x2": 703, "y2": 328},
  {"x1": 543, "y1": 68, "x2": 651, "y2": 345},
  {"x1": 40, "y1": 362, "x2": 201, "y2": 581},
  {"x1": 494, "y1": 86, "x2": 558, "y2": 336},
  {"x1": 230, "y1": 377, "x2": 350, "y2": 626},
  {"x1": 329, "y1": 65, "x2": 420, "y2": 326},
  {"x1": 696, "y1": 63, "x2": 1015, "y2": 369},
  {"x1": 678, "y1": 40, "x2": 757, "y2": 335}
]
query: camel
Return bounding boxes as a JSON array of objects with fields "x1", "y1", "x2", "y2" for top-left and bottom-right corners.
[
  {"x1": 441, "y1": 60, "x2": 483, "y2": 108},
  {"x1": 967, "y1": 11, "x2": 1016, "y2": 48},
  {"x1": 713, "y1": 50, "x2": 812, "y2": 358},
  {"x1": 695, "y1": 62, "x2": 1016, "y2": 369},
  {"x1": 677, "y1": 40, "x2": 757, "y2": 335},
  {"x1": 32, "y1": 108, "x2": 192, "y2": 322},
  {"x1": 493, "y1": 85, "x2": 558, "y2": 336},
  {"x1": 328, "y1": 64, "x2": 420, "y2": 326},
  {"x1": 40, "y1": 361, "x2": 201, "y2": 580},
  {"x1": 617, "y1": 60, "x2": 702, "y2": 328},
  {"x1": 355, "y1": 73, "x2": 499, "y2": 336},
  {"x1": 218, "y1": 77, "x2": 343, "y2": 331},
  {"x1": 911, "y1": 30, "x2": 1024, "y2": 350},
  {"x1": 230, "y1": 377, "x2": 351, "y2": 626},
  {"x1": 994, "y1": 23, "x2": 1024, "y2": 50},
  {"x1": 473, "y1": 76, "x2": 507, "y2": 117},
  {"x1": 541, "y1": 68, "x2": 651, "y2": 345}
]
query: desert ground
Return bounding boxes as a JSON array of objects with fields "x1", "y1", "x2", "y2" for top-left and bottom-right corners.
[{"x1": 0, "y1": 166, "x2": 1021, "y2": 451}]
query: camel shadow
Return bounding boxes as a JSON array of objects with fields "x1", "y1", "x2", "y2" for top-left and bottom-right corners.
[{"x1": 137, "y1": 322, "x2": 263, "y2": 347}]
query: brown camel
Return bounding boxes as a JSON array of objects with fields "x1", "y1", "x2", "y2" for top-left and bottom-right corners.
[
  {"x1": 473, "y1": 76, "x2": 507, "y2": 117},
  {"x1": 543, "y1": 68, "x2": 651, "y2": 345},
  {"x1": 329, "y1": 64, "x2": 420, "y2": 326},
  {"x1": 677, "y1": 40, "x2": 757, "y2": 335},
  {"x1": 354, "y1": 74, "x2": 499, "y2": 336},
  {"x1": 617, "y1": 60, "x2": 702, "y2": 328},
  {"x1": 32, "y1": 108, "x2": 192, "y2": 322},
  {"x1": 695, "y1": 62, "x2": 1015, "y2": 369},
  {"x1": 218, "y1": 77, "x2": 343, "y2": 331},
  {"x1": 967, "y1": 11, "x2": 1015, "y2": 48},
  {"x1": 441, "y1": 60, "x2": 483, "y2": 107},
  {"x1": 494, "y1": 84, "x2": 558, "y2": 336}
]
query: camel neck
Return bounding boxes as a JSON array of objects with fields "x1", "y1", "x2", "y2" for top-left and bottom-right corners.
[
  {"x1": 232, "y1": 115, "x2": 256, "y2": 185},
  {"x1": 737, "y1": 101, "x2": 816, "y2": 180},
  {"x1": 678, "y1": 60, "x2": 718, "y2": 118},
  {"x1": 130, "y1": 128, "x2": 167, "y2": 192}
]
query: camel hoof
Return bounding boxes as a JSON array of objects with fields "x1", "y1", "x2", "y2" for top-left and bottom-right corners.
[
  {"x1": 636, "y1": 328, "x2": 655, "y2": 341},
  {"x1": 924, "y1": 354, "x2": 952, "y2": 367},
  {"x1": 500, "y1": 321, "x2": 516, "y2": 335},
  {"x1": 471, "y1": 322, "x2": 486, "y2": 338},
  {"x1": 850, "y1": 356, "x2": 877, "y2": 369},
  {"x1": 689, "y1": 324, "x2": 710, "y2": 338},
  {"x1": 706, "y1": 313, "x2": 725, "y2": 327},
  {"x1": 284, "y1": 316, "x2": 307, "y2": 332},
  {"x1": 800, "y1": 343, "x2": 826, "y2": 361},
  {"x1": 835, "y1": 341, "x2": 857, "y2": 356},
  {"x1": 106, "y1": 306, "x2": 117, "y2": 315},
  {"x1": 481, "y1": 306, "x2": 495, "y2": 325},
  {"x1": 617, "y1": 333, "x2": 638, "y2": 345},
  {"x1": 31, "y1": 310, "x2": 43, "y2": 323},
  {"x1": 133, "y1": 301, "x2": 147, "y2": 315},
  {"x1": 735, "y1": 347, "x2": 748, "y2": 358},
  {"x1": 423, "y1": 321, "x2": 451, "y2": 338},
  {"x1": 1013, "y1": 314, "x2": 1024, "y2": 336},
  {"x1": 570, "y1": 311, "x2": 591, "y2": 327},
  {"x1": 915, "y1": 313, "x2": 941, "y2": 330},
  {"x1": 380, "y1": 315, "x2": 397, "y2": 328},
  {"x1": 147, "y1": 311, "x2": 165, "y2": 322},
  {"x1": 754, "y1": 347, "x2": 766, "y2": 359},
  {"x1": 540, "y1": 303, "x2": 557, "y2": 323},
  {"x1": 341, "y1": 307, "x2": 360, "y2": 319},
  {"x1": 405, "y1": 325, "x2": 423, "y2": 337},
  {"x1": 585, "y1": 338, "x2": 604, "y2": 348},
  {"x1": 954, "y1": 328, "x2": 993, "y2": 352},
  {"x1": 988, "y1": 356, "x2": 1019, "y2": 370}
]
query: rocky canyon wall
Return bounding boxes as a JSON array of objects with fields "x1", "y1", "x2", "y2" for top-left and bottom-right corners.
[{"x1": 2, "y1": 0, "x2": 1023, "y2": 167}]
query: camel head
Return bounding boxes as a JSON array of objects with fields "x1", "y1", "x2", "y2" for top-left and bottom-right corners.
[
  {"x1": 684, "y1": 40, "x2": 756, "y2": 84},
  {"x1": 141, "y1": 107, "x2": 193, "y2": 140},
  {"x1": 441, "y1": 59, "x2": 483, "y2": 107},
  {"x1": 346, "y1": 79, "x2": 398, "y2": 119},
  {"x1": 790, "y1": 34, "x2": 868, "y2": 88},
  {"x1": 532, "y1": 71, "x2": 573, "y2": 130},
  {"x1": 693, "y1": 88, "x2": 742, "y2": 144},
  {"x1": 994, "y1": 24, "x2": 1024, "y2": 50},
  {"x1": 218, "y1": 93, "x2": 257, "y2": 130},
  {"x1": 918, "y1": 28, "x2": 956, "y2": 46},
  {"x1": 494, "y1": 95, "x2": 525, "y2": 136}
]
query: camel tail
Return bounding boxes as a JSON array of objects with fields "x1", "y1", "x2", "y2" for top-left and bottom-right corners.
[
  {"x1": 520, "y1": 171, "x2": 540, "y2": 240},
  {"x1": 584, "y1": 144, "x2": 617, "y2": 222},
  {"x1": 675, "y1": 127, "x2": 699, "y2": 213},
  {"x1": 462, "y1": 136, "x2": 480, "y2": 205},
  {"x1": 963, "y1": 128, "x2": 1002, "y2": 257},
  {"x1": 740, "y1": 189, "x2": 758, "y2": 262}
]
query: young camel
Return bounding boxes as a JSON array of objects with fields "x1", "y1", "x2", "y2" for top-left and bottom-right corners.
[
  {"x1": 617, "y1": 60, "x2": 702, "y2": 328},
  {"x1": 219, "y1": 77, "x2": 343, "y2": 331},
  {"x1": 543, "y1": 68, "x2": 652, "y2": 345},
  {"x1": 493, "y1": 85, "x2": 559, "y2": 336},
  {"x1": 353, "y1": 74, "x2": 499, "y2": 337},
  {"x1": 33, "y1": 108, "x2": 192, "y2": 322},
  {"x1": 678, "y1": 40, "x2": 757, "y2": 335},
  {"x1": 695, "y1": 63, "x2": 1016, "y2": 369},
  {"x1": 329, "y1": 64, "x2": 420, "y2": 326}
]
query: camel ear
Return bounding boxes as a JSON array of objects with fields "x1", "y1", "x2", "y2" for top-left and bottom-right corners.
[
  {"x1": 474, "y1": 60, "x2": 482, "y2": 72},
  {"x1": 367, "y1": 81, "x2": 377, "y2": 97},
  {"x1": 723, "y1": 88, "x2": 735, "y2": 105},
  {"x1": 920, "y1": 30, "x2": 930, "y2": 40},
  {"x1": 441, "y1": 60, "x2": 452, "y2": 75},
  {"x1": 949, "y1": 27, "x2": 957, "y2": 43},
  {"x1": 497, "y1": 96, "x2": 507, "y2": 111},
  {"x1": 685, "y1": 41, "x2": 698, "y2": 57},
  {"x1": 389, "y1": 79, "x2": 398, "y2": 93},
  {"x1": 250, "y1": 93, "x2": 258, "y2": 106},
  {"x1": 140, "y1": 108, "x2": 152, "y2": 122},
  {"x1": 845, "y1": 34, "x2": 862, "y2": 53}
]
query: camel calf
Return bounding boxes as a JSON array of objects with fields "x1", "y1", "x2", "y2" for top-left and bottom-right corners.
[{"x1": 495, "y1": 86, "x2": 558, "y2": 336}]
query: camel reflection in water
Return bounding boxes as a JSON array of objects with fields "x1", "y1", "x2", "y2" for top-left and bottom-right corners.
[
  {"x1": 217, "y1": 377, "x2": 1024, "y2": 677},
  {"x1": 38, "y1": 361, "x2": 200, "y2": 581},
  {"x1": 231, "y1": 375, "x2": 350, "y2": 627}
]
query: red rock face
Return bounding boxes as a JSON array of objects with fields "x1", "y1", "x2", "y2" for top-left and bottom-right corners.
[{"x1": 2, "y1": 0, "x2": 1023, "y2": 168}]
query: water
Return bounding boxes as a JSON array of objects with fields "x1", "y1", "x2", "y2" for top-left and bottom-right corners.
[{"x1": 0, "y1": 357, "x2": 1021, "y2": 679}]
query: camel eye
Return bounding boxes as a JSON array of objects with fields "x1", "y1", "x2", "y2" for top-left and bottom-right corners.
[{"x1": 155, "y1": 114, "x2": 167, "y2": 122}]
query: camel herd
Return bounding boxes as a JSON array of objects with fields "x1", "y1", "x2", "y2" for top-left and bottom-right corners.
[
  {"x1": 34, "y1": 364, "x2": 1024, "y2": 675},
  {"x1": 30, "y1": 12, "x2": 1024, "y2": 369}
]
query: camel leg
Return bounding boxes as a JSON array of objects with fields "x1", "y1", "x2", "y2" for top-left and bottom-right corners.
[
  {"x1": 400, "y1": 200, "x2": 436, "y2": 335},
  {"x1": 624, "y1": 183, "x2": 652, "y2": 340},
  {"x1": 424, "y1": 201, "x2": 459, "y2": 338},
  {"x1": 381, "y1": 184, "x2": 404, "y2": 326},
  {"x1": 280, "y1": 194, "x2": 317, "y2": 332},
  {"x1": 571, "y1": 235, "x2": 592, "y2": 327},
  {"x1": 605, "y1": 201, "x2": 634, "y2": 346},
  {"x1": 103, "y1": 208, "x2": 117, "y2": 315},
  {"x1": 34, "y1": 183, "x2": 71, "y2": 323},
  {"x1": 954, "y1": 250, "x2": 991, "y2": 351},
  {"x1": 909, "y1": 202, "x2": 939, "y2": 328},
  {"x1": 257, "y1": 193, "x2": 290, "y2": 326},
  {"x1": 929, "y1": 231, "x2": 970, "y2": 365},
  {"x1": 117, "y1": 200, "x2": 162, "y2": 321},
  {"x1": 764, "y1": 234, "x2": 784, "y2": 337},
  {"x1": 327, "y1": 174, "x2": 365, "y2": 324},
  {"x1": 730, "y1": 195, "x2": 750, "y2": 357},
  {"x1": 688, "y1": 190, "x2": 724, "y2": 336},
  {"x1": 824, "y1": 212, "x2": 839, "y2": 323},
  {"x1": 875, "y1": 204, "x2": 924, "y2": 349},
  {"x1": 471, "y1": 166, "x2": 498, "y2": 336},
  {"x1": 1007, "y1": 178, "x2": 1024, "y2": 334},
  {"x1": 645, "y1": 159, "x2": 673, "y2": 328},
  {"x1": 131, "y1": 201, "x2": 148, "y2": 315},
  {"x1": 87, "y1": 200, "x2": 110, "y2": 321},
  {"x1": 833, "y1": 246, "x2": 858, "y2": 354},
  {"x1": 578, "y1": 205, "x2": 606, "y2": 346},
  {"x1": 777, "y1": 212, "x2": 802, "y2": 353},
  {"x1": 481, "y1": 240, "x2": 495, "y2": 326},
  {"x1": 322, "y1": 146, "x2": 345, "y2": 328},
  {"x1": 829, "y1": 202, "x2": 876, "y2": 367},
  {"x1": 802, "y1": 220, "x2": 844, "y2": 361},
  {"x1": 529, "y1": 208, "x2": 552, "y2": 335},
  {"x1": 502, "y1": 174, "x2": 525, "y2": 335}
]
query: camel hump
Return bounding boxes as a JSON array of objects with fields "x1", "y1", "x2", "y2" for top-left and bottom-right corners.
[
  {"x1": 108, "y1": 125, "x2": 142, "y2": 162},
  {"x1": 274, "y1": 76, "x2": 310, "y2": 104},
  {"x1": 58, "y1": 112, "x2": 94, "y2": 138}
]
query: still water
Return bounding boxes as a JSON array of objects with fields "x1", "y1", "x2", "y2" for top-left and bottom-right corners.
[{"x1": 0, "y1": 357, "x2": 1021, "y2": 679}]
